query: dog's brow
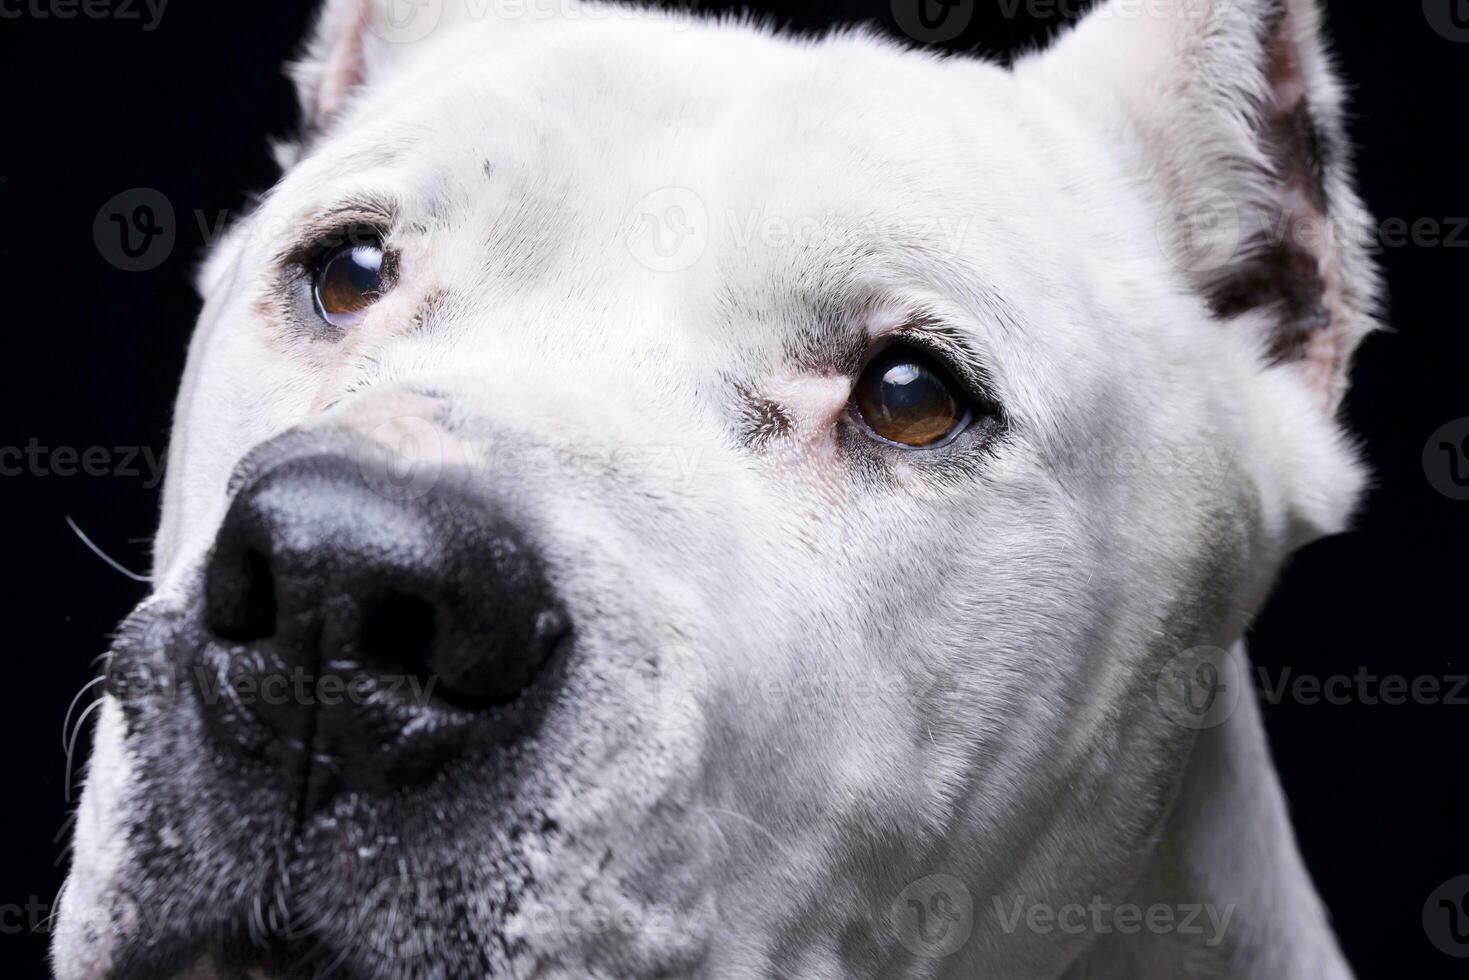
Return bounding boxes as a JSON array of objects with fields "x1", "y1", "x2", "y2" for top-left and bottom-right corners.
[
  {"x1": 888, "y1": 310, "x2": 1002, "y2": 399},
  {"x1": 273, "y1": 195, "x2": 399, "y2": 266},
  {"x1": 785, "y1": 298, "x2": 869, "y2": 376}
]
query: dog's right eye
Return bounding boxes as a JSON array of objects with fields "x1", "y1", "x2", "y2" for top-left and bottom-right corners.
[
  {"x1": 851, "y1": 347, "x2": 972, "y2": 448},
  {"x1": 312, "y1": 238, "x2": 387, "y2": 328}
]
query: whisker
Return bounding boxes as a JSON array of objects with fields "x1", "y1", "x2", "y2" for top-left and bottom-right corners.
[
  {"x1": 62, "y1": 675, "x2": 107, "y2": 756},
  {"x1": 37, "y1": 878, "x2": 70, "y2": 935},
  {"x1": 65, "y1": 516, "x2": 151, "y2": 583},
  {"x1": 695, "y1": 805, "x2": 797, "y2": 860},
  {"x1": 52, "y1": 809, "x2": 79, "y2": 868},
  {"x1": 63, "y1": 697, "x2": 107, "y2": 803}
]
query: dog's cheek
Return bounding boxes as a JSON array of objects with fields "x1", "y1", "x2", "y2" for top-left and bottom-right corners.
[{"x1": 53, "y1": 701, "x2": 135, "y2": 980}]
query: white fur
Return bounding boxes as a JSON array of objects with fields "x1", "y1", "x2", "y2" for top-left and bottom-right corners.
[{"x1": 58, "y1": 2, "x2": 1377, "y2": 977}]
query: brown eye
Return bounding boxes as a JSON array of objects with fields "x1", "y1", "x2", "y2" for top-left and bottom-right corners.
[
  {"x1": 313, "y1": 240, "x2": 385, "y2": 327},
  {"x1": 852, "y1": 348, "x2": 970, "y2": 448}
]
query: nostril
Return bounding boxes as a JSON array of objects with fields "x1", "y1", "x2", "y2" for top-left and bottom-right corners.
[
  {"x1": 360, "y1": 592, "x2": 437, "y2": 679},
  {"x1": 206, "y1": 546, "x2": 278, "y2": 642},
  {"x1": 198, "y1": 445, "x2": 572, "y2": 798}
]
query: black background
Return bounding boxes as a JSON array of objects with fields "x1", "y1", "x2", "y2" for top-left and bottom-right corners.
[{"x1": 1, "y1": 1, "x2": 1465, "y2": 977}]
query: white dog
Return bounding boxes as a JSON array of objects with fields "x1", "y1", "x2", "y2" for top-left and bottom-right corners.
[{"x1": 56, "y1": 0, "x2": 1379, "y2": 977}]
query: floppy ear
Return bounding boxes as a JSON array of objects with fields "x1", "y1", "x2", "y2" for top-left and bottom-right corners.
[{"x1": 1022, "y1": 0, "x2": 1380, "y2": 413}]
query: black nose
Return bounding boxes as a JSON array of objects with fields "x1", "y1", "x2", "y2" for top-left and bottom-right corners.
[{"x1": 199, "y1": 439, "x2": 568, "y2": 796}]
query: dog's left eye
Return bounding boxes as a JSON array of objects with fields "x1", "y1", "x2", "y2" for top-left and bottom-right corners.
[
  {"x1": 851, "y1": 347, "x2": 972, "y2": 448},
  {"x1": 313, "y1": 239, "x2": 386, "y2": 327}
]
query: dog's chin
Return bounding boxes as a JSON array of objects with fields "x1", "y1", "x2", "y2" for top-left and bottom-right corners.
[
  {"x1": 145, "y1": 928, "x2": 483, "y2": 980},
  {"x1": 133, "y1": 958, "x2": 275, "y2": 980},
  {"x1": 90, "y1": 877, "x2": 716, "y2": 980},
  {"x1": 148, "y1": 952, "x2": 288, "y2": 980},
  {"x1": 120, "y1": 943, "x2": 472, "y2": 980}
]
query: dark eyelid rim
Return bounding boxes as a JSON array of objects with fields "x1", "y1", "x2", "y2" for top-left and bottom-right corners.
[
  {"x1": 272, "y1": 196, "x2": 398, "y2": 270},
  {"x1": 865, "y1": 312, "x2": 1003, "y2": 413}
]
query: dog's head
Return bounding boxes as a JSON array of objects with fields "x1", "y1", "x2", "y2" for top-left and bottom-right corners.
[{"x1": 57, "y1": 1, "x2": 1378, "y2": 977}]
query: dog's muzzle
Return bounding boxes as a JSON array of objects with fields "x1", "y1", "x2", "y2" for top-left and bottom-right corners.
[{"x1": 195, "y1": 435, "x2": 571, "y2": 807}]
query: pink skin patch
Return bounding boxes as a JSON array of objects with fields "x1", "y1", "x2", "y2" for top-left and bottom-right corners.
[{"x1": 1267, "y1": 14, "x2": 1346, "y2": 408}]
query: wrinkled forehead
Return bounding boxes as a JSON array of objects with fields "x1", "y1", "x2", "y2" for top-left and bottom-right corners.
[{"x1": 261, "y1": 20, "x2": 1127, "y2": 432}]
